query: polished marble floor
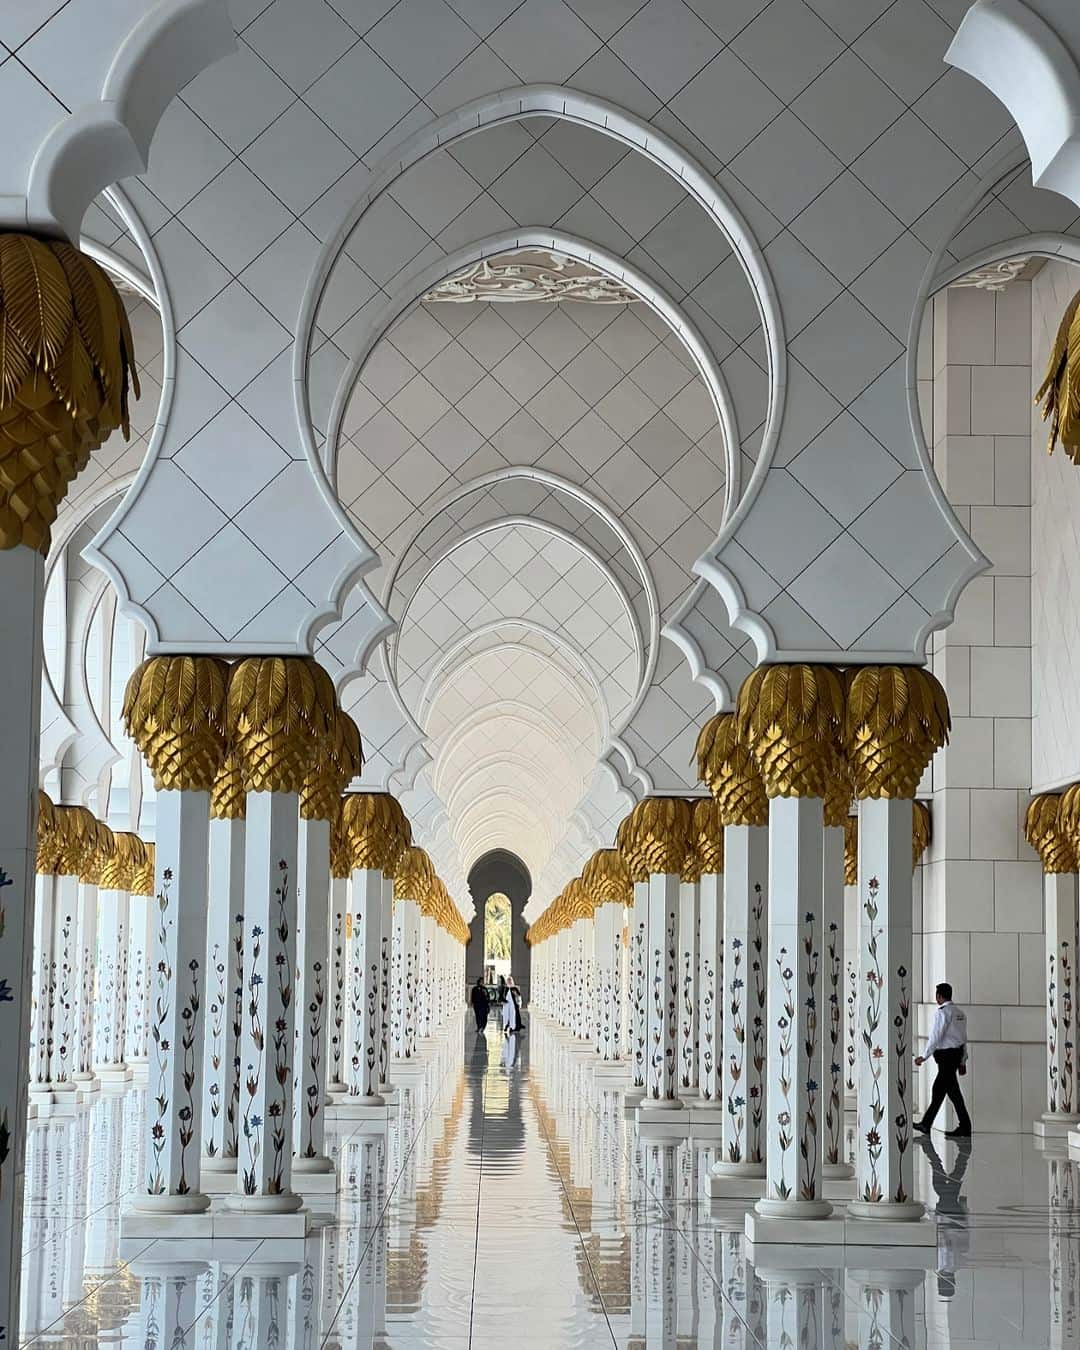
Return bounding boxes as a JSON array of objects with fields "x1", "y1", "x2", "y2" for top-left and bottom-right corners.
[{"x1": 16, "y1": 1016, "x2": 1080, "y2": 1347}]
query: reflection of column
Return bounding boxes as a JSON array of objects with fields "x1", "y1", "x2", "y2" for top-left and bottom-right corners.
[
  {"x1": 697, "y1": 714, "x2": 768, "y2": 1187},
  {"x1": 74, "y1": 823, "x2": 112, "y2": 1090},
  {"x1": 123, "y1": 653, "x2": 229, "y2": 1220},
  {"x1": 624, "y1": 797, "x2": 692, "y2": 1113},
  {"x1": 125, "y1": 847, "x2": 154, "y2": 1083},
  {"x1": 846, "y1": 1268, "x2": 924, "y2": 1349},
  {"x1": 226, "y1": 656, "x2": 335, "y2": 1213},
  {"x1": 756, "y1": 1262, "x2": 845, "y2": 1349},
  {"x1": 843, "y1": 817, "x2": 859, "y2": 1111},
  {"x1": 203, "y1": 758, "x2": 246, "y2": 1175},
  {"x1": 642, "y1": 1140, "x2": 679, "y2": 1346},
  {"x1": 740, "y1": 665, "x2": 843, "y2": 1223},
  {"x1": 1047, "y1": 1150, "x2": 1080, "y2": 1349},
  {"x1": 694, "y1": 799, "x2": 724, "y2": 1110},
  {"x1": 847, "y1": 666, "x2": 946, "y2": 1228},
  {"x1": 417, "y1": 910, "x2": 436, "y2": 1041},
  {"x1": 341, "y1": 793, "x2": 409, "y2": 1103},
  {"x1": 296, "y1": 712, "x2": 359, "y2": 1175},
  {"x1": 133, "y1": 1262, "x2": 208, "y2": 1347},
  {"x1": 1030, "y1": 794, "x2": 1080, "y2": 1135},
  {"x1": 823, "y1": 766, "x2": 853, "y2": 1180}
]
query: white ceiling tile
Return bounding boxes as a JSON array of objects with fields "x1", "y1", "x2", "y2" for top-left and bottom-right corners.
[
  {"x1": 335, "y1": 441, "x2": 380, "y2": 506},
  {"x1": 730, "y1": 110, "x2": 843, "y2": 225},
  {"x1": 422, "y1": 408, "x2": 485, "y2": 470},
  {"x1": 244, "y1": 0, "x2": 358, "y2": 92},
  {"x1": 590, "y1": 154, "x2": 684, "y2": 243},
  {"x1": 457, "y1": 373, "x2": 520, "y2": 437},
  {"x1": 734, "y1": 468, "x2": 843, "y2": 586},
  {"x1": 150, "y1": 219, "x2": 232, "y2": 329},
  {"x1": 560, "y1": 341, "x2": 624, "y2": 405},
  {"x1": 235, "y1": 462, "x2": 341, "y2": 576},
  {"x1": 663, "y1": 379, "x2": 716, "y2": 441},
  {"x1": 387, "y1": 442, "x2": 451, "y2": 506},
  {"x1": 456, "y1": 307, "x2": 520, "y2": 369},
  {"x1": 803, "y1": 0, "x2": 890, "y2": 41},
  {"x1": 790, "y1": 171, "x2": 904, "y2": 286},
  {"x1": 180, "y1": 282, "x2": 292, "y2": 395},
  {"x1": 174, "y1": 403, "x2": 292, "y2": 517},
  {"x1": 139, "y1": 99, "x2": 233, "y2": 214},
  {"x1": 306, "y1": 39, "x2": 418, "y2": 155},
  {"x1": 422, "y1": 340, "x2": 485, "y2": 403},
  {"x1": 424, "y1": 41, "x2": 521, "y2": 114},
  {"x1": 787, "y1": 533, "x2": 903, "y2": 648},
  {"x1": 389, "y1": 374, "x2": 452, "y2": 437},
  {"x1": 731, "y1": 0, "x2": 843, "y2": 103},
  {"x1": 488, "y1": 142, "x2": 585, "y2": 226},
  {"x1": 688, "y1": 255, "x2": 759, "y2": 345},
  {"x1": 668, "y1": 48, "x2": 781, "y2": 166},
  {"x1": 244, "y1": 99, "x2": 357, "y2": 214},
  {"x1": 445, "y1": 0, "x2": 526, "y2": 37},
  {"x1": 792, "y1": 50, "x2": 905, "y2": 166},
  {"x1": 629, "y1": 411, "x2": 693, "y2": 476},
  {"x1": 351, "y1": 407, "x2": 415, "y2": 472},
  {"x1": 608, "y1": 0, "x2": 721, "y2": 101},
  {"x1": 367, "y1": 0, "x2": 478, "y2": 94},
  {"x1": 391, "y1": 150, "x2": 483, "y2": 233},
  {"x1": 789, "y1": 291, "x2": 903, "y2": 406},
  {"x1": 596, "y1": 376, "x2": 657, "y2": 440},
  {"x1": 16, "y1": 0, "x2": 142, "y2": 106},
  {"x1": 665, "y1": 445, "x2": 723, "y2": 509},
  {"x1": 120, "y1": 462, "x2": 229, "y2": 576},
  {"x1": 852, "y1": 112, "x2": 965, "y2": 226},
  {"x1": 523, "y1": 309, "x2": 592, "y2": 372},
  {"x1": 0, "y1": 0, "x2": 65, "y2": 48},
  {"x1": 559, "y1": 409, "x2": 624, "y2": 473},
  {"x1": 487, "y1": 0, "x2": 602, "y2": 83},
  {"x1": 788, "y1": 410, "x2": 903, "y2": 526},
  {"x1": 594, "y1": 309, "x2": 659, "y2": 372},
  {"x1": 638, "y1": 197, "x2": 730, "y2": 295},
  {"x1": 538, "y1": 120, "x2": 631, "y2": 191},
  {"x1": 632, "y1": 478, "x2": 691, "y2": 545},
  {"x1": 141, "y1": 582, "x2": 228, "y2": 645},
  {"x1": 914, "y1": 68, "x2": 1019, "y2": 169},
  {"x1": 490, "y1": 344, "x2": 557, "y2": 405},
  {"x1": 181, "y1": 42, "x2": 295, "y2": 153},
  {"x1": 526, "y1": 376, "x2": 590, "y2": 438},
  {"x1": 180, "y1": 160, "x2": 293, "y2": 274},
  {"x1": 172, "y1": 523, "x2": 289, "y2": 639},
  {"x1": 343, "y1": 194, "x2": 432, "y2": 284},
  {"x1": 449, "y1": 120, "x2": 533, "y2": 187},
  {"x1": 853, "y1": 0, "x2": 954, "y2": 104},
  {"x1": 594, "y1": 445, "x2": 657, "y2": 508},
  {"x1": 760, "y1": 230, "x2": 842, "y2": 340},
  {"x1": 388, "y1": 307, "x2": 453, "y2": 367},
  {"x1": 849, "y1": 470, "x2": 956, "y2": 587},
  {"x1": 849, "y1": 230, "x2": 932, "y2": 341},
  {"x1": 240, "y1": 219, "x2": 322, "y2": 328},
  {"x1": 490, "y1": 408, "x2": 554, "y2": 461},
  {"x1": 848, "y1": 356, "x2": 920, "y2": 470}
]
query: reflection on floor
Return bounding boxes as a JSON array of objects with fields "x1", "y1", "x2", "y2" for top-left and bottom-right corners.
[{"x1": 18, "y1": 1016, "x2": 1080, "y2": 1348}]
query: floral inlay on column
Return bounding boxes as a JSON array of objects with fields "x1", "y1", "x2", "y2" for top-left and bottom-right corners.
[{"x1": 692, "y1": 798, "x2": 723, "y2": 1106}]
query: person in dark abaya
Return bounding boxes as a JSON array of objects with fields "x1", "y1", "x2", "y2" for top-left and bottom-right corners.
[{"x1": 470, "y1": 977, "x2": 490, "y2": 1033}]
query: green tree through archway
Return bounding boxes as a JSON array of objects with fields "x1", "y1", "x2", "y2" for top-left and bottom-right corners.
[{"x1": 484, "y1": 893, "x2": 511, "y2": 963}]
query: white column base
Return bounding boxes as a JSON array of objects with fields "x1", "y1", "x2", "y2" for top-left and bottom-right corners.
[
  {"x1": 591, "y1": 1059, "x2": 627, "y2": 1081},
  {"x1": 122, "y1": 1207, "x2": 311, "y2": 1241},
  {"x1": 823, "y1": 1161, "x2": 854, "y2": 1179},
  {"x1": 706, "y1": 1171, "x2": 765, "y2": 1200},
  {"x1": 127, "y1": 1193, "x2": 212, "y2": 1216},
  {"x1": 1034, "y1": 1112, "x2": 1080, "y2": 1138},
  {"x1": 755, "y1": 1197, "x2": 833, "y2": 1221},
  {"x1": 745, "y1": 1210, "x2": 844, "y2": 1244},
  {"x1": 292, "y1": 1154, "x2": 335, "y2": 1175},
  {"x1": 1067, "y1": 1127, "x2": 1080, "y2": 1156},
  {"x1": 687, "y1": 1110, "x2": 724, "y2": 1140},
  {"x1": 95, "y1": 1065, "x2": 131, "y2": 1087},
  {"x1": 202, "y1": 1168, "x2": 239, "y2": 1195},
  {"x1": 291, "y1": 1169, "x2": 338, "y2": 1196},
  {"x1": 636, "y1": 1102, "x2": 690, "y2": 1137},
  {"x1": 128, "y1": 1057, "x2": 149, "y2": 1084},
  {"x1": 847, "y1": 1199, "x2": 924, "y2": 1223},
  {"x1": 325, "y1": 1099, "x2": 390, "y2": 1121},
  {"x1": 843, "y1": 1214, "x2": 936, "y2": 1247},
  {"x1": 222, "y1": 1192, "x2": 304, "y2": 1215}
]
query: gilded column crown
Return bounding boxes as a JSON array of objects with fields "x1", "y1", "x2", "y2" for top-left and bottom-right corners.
[
  {"x1": 0, "y1": 234, "x2": 138, "y2": 554},
  {"x1": 565, "y1": 876, "x2": 594, "y2": 920},
  {"x1": 582, "y1": 848, "x2": 633, "y2": 908},
  {"x1": 694, "y1": 711, "x2": 769, "y2": 826},
  {"x1": 301, "y1": 709, "x2": 363, "y2": 821},
  {"x1": 98, "y1": 831, "x2": 147, "y2": 891},
  {"x1": 736, "y1": 664, "x2": 844, "y2": 800},
  {"x1": 340, "y1": 792, "x2": 410, "y2": 874},
  {"x1": 823, "y1": 751, "x2": 853, "y2": 828},
  {"x1": 329, "y1": 802, "x2": 350, "y2": 881},
  {"x1": 210, "y1": 753, "x2": 246, "y2": 821},
  {"x1": 692, "y1": 797, "x2": 725, "y2": 874},
  {"x1": 1036, "y1": 288, "x2": 1080, "y2": 461},
  {"x1": 35, "y1": 791, "x2": 60, "y2": 874},
  {"x1": 52, "y1": 804, "x2": 99, "y2": 877},
  {"x1": 123, "y1": 655, "x2": 230, "y2": 792},
  {"x1": 394, "y1": 846, "x2": 435, "y2": 904},
  {"x1": 623, "y1": 796, "x2": 694, "y2": 876},
  {"x1": 132, "y1": 842, "x2": 155, "y2": 897},
  {"x1": 79, "y1": 818, "x2": 115, "y2": 885},
  {"x1": 616, "y1": 811, "x2": 649, "y2": 883},
  {"x1": 843, "y1": 665, "x2": 950, "y2": 800},
  {"x1": 912, "y1": 800, "x2": 931, "y2": 871},
  {"x1": 843, "y1": 816, "x2": 858, "y2": 886},
  {"x1": 1027, "y1": 792, "x2": 1077, "y2": 874},
  {"x1": 227, "y1": 656, "x2": 336, "y2": 795}
]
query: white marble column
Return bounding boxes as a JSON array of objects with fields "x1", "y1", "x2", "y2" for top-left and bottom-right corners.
[
  {"x1": 678, "y1": 871, "x2": 700, "y2": 1096},
  {"x1": 1043, "y1": 870, "x2": 1080, "y2": 1131},
  {"x1": 29, "y1": 870, "x2": 57, "y2": 1105},
  {"x1": 849, "y1": 797, "x2": 922, "y2": 1222},
  {"x1": 391, "y1": 853, "x2": 428, "y2": 1062},
  {"x1": 347, "y1": 868, "x2": 386, "y2": 1104},
  {"x1": 843, "y1": 816, "x2": 859, "y2": 1111},
  {"x1": 417, "y1": 910, "x2": 436, "y2": 1041},
  {"x1": 0, "y1": 543, "x2": 45, "y2": 1347},
  {"x1": 328, "y1": 872, "x2": 349, "y2": 1091},
  {"x1": 756, "y1": 794, "x2": 830, "y2": 1220},
  {"x1": 131, "y1": 785, "x2": 215, "y2": 1214},
  {"x1": 295, "y1": 811, "x2": 332, "y2": 1174},
  {"x1": 593, "y1": 900, "x2": 624, "y2": 1061},
  {"x1": 629, "y1": 879, "x2": 648, "y2": 1092},
  {"x1": 697, "y1": 868, "x2": 723, "y2": 1107},
  {"x1": 46, "y1": 869, "x2": 80, "y2": 1101},
  {"x1": 822, "y1": 815, "x2": 852, "y2": 1179},
  {"x1": 93, "y1": 886, "x2": 130, "y2": 1082},
  {"x1": 125, "y1": 885, "x2": 152, "y2": 1082},
  {"x1": 230, "y1": 788, "x2": 303, "y2": 1211},
  {"x1": 713, "y1": 823, "x2": 768, "y2": 1180},
  {"x1": 644, "y1": 870, "x2": 683, "y2": 1111},
  {"x1": 202, "y1": 771, "x2": 246, "y2": 1175},
  {"x1": 72, "y1": 878, "x2": 100, "y2": 1091}
]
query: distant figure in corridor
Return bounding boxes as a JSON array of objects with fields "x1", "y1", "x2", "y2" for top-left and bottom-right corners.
[
  {"x1": 914, "y1": 983, "x2": 972, "y2": 1138},
  {"x1": 506, "y1": 976, "x2": 524, "y2": 1035},
  {"x1": 502, "y1": 981, "x2": 519, "y2": 1036},
  {"x1": 496, "y1": 974, "x2": 507, "y2": 1004},
  {"x1": 470, "y1": 977, "x2": 490, "y2": 1034}
]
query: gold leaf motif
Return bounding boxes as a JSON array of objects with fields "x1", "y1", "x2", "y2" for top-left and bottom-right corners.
[
  {"x1": 300, "y1": 708, "x2": 363, "y2": 821},
  {"x1": 0, "y1": 234, "x2": 137, "y2": 552},
  {"x1": 736, "y1": 664, "x2": 844, "y2": 800},
  {"x1": 694, "y1": 711, "x2": 768, "y2": 826},
  {"x1": 99, "y1": 831, "x2": 148, "y2": 891},
  {"x1": 620, "y1": 797, "x2": 693, "y2": 877},
  {"x1": 1031, "y1": 791, "x2": 1078, "y2": 874},
  {"x1": 340, "y1": 792, "x2": 410, "y2": 874},
  {"x1": 394, "y1": 845, "x2": 435, "y2": 904},
  {"x1": 1037, "y1": 289, "x2": 1080, "y2": 462},
  {"x1": 912, "y1": 800, "x2": 931, "y2": 871},
  {"x1": 210, "y1": 753, "x2": 247, "y2": 821},
  {"x1": 131, "y1": 842, "x2": 156, "y2": 897},
  {"x1": 227, "y1": 656, "x2": 335, "y2": 795},
  {"x1": 843, "y1": 816, "x2": 858, "y2": 887},
  {"x1": 843, "y1": 666, "x2": 949, "y2": 800},
  {"x1": 692, "y1": 797, "x2": 724, "y2": 875},
  {"x1": 123, "y1": 655, "x2": 229, "y2": 792},
  {"x1": 581, "y1": 848, "x2": 633, "y2": 908},
  {"x1": 35, "y1": 791, "x2": 60, "y2": 874}
]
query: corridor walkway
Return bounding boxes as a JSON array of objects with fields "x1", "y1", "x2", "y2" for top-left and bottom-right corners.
[{"x1": 17, "y1": 1017, "x2": 1080, "y2": 1348}]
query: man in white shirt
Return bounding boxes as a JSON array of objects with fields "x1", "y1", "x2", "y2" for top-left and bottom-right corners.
[{"x1": 913, "y1": 983, "x2": 972, "y2": 1138}]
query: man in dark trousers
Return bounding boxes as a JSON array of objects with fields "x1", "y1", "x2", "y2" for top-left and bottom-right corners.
[
  {"x1": 470, "y1": 977, "x2": 490, "y2": 1034},
  {"x1": 914, "y1": 982, "x2": 972, "y2": 1138}
]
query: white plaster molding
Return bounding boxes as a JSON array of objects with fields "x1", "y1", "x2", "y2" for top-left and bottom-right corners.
[
  {"x1": 322, "y1": 228, "x2": 741, "y2": 520},
  {"x1": 295, "y1": 84, "x2": 785, "y2": 522},
  {"x1": 947, "y1": 0, "x2": 1080, "y2": 207},
  {"x1": 660, "y1": 579, "x2": 736, "y2": 713},
  {"x1": 934, "y1": 232, "x2": 1080, "y2": 290},
  {"x1": 24, "y1": 1, "x2": 236, "y2": 241}
]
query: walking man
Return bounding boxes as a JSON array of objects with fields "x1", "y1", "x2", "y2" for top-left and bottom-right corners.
[
  {"x1": 914, "y1": 982, "x2": 972, "y2": 1138},
  {"x1": 470, "y1": 977, "x2": 490, "y2": 1034}
]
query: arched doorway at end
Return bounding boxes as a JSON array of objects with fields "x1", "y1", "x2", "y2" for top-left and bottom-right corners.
[{"x1": 467, "y1": 850, "x2": 532, "y2": 1005}]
